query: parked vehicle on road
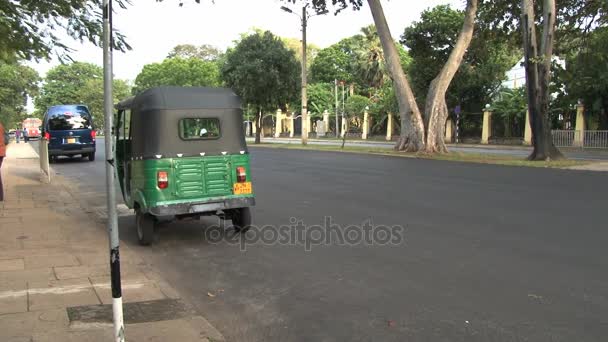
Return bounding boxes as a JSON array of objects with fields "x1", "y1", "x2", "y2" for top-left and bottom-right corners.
[
  {"x1": 41, "y1": 105, "x2": 96, "y2": 162},
  {"x1": 114, "y1": 87, "x2": 255, "y2": 245},
  {"x1": 22, "y1": 118, "x2": 42, "y2": 140}
]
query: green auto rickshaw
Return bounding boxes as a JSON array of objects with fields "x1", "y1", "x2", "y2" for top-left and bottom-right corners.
[{"x1": 114, "y1": 87, "x2": 255, "y2": 245}]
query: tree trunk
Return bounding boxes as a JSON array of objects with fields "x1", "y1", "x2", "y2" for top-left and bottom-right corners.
[
  {"x1": 521, "y1": 0, "x2": 563, "y2": 160},
  {"x1": 424, "y1": 0, "x2": 478, "y2": 154},
  {"x1": 367, "y1": 0, "x2": 425, "y2": 152},
  {"x1": 255, "y1": 108, "x2": 261, "y2": 144}
]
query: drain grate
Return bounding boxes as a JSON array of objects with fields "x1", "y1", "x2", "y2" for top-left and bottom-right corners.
[{"x1": 67, "y1": 298, "x2": 191, "y2": 324}]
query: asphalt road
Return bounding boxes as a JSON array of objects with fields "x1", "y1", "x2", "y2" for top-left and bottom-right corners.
[
  {"x1": 253, "y1": 137, "x2": 608, "y2": 161},
  {"x1": 42, "y1": 141, "x2": 608, "y2": 342}
]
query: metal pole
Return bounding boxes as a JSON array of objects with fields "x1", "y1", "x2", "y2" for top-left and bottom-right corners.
[
  {"x1": 334, "y1": 79, "x2": 339, "y2": 137},
  {"x1": 301, "y1": 4, "x2": 308, "y2": 145},
  {"x1": 103, "y1": 1, "x2": 125, "y2": 341}
]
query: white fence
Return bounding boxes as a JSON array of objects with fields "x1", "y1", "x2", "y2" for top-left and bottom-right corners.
[{"x1": 552, "y1": 130, "x2": 608, "y2": 149}]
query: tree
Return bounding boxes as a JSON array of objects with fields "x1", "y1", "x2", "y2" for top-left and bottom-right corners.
[
  {"x1": 167, "y1": 44, "x2": 223, "y2": 61},
  {"x1": 221, "y1": 31, "x2": 300, "y2": 144},
  {"x1": 281, "y1": 37, "x2": 320, "y2": 71},
  {"x1": 310, "y1": 36, "x2": 363, "y2": 84},
  {"x1": 133, "y1": 57, "x2": 221, "y2": 94},
  {"x1": 0, "y1": 0, "x2": 131, "y2": 62},
  {"x1": 0, "y1": 61, "x2": 40, "y2": 128},
  {"x1": 402, "y1": 5, "x2": 519, "y2": 114},
  {"x1": 492, "y1": 87, "x2": 527, "y2": 137},
  {"x1": 34, "y1": 62, "x2": 130, "y2": 129},
  {"x1": 283, "y1": 0, "x2": 478, "y2": 153},
  {"x1": 80, "y1": 78, "x2": 131, "y2": 129},
  {"x1": 35, "y1": 62, "x2": 102, "y2": 116},
  {"x1": 307, "y1": 83, "x2": 334, "y2": 116},
  {"x1": 521, "y1": 0, "x2": 562, "y2": 160},
  {"x1": 557, "y1": 27, "x2": 608, "y2": 129}
]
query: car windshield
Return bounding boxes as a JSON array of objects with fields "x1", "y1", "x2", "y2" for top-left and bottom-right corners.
[{"x1": 48, "y1": 109, "x2": 92, "y2": 130}]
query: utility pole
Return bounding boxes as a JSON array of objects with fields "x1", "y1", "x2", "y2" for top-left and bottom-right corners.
[
  {"x1": 281, "y1": 4, "x2": 327, "y2": 145},
  {"x1": 301, "y1": 4, "x2": 308, "y2": 145},
  {"x1": 102, "y1": 1, "x2": 125, "y2": 341}
]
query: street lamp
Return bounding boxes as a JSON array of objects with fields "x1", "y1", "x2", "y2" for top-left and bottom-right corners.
[{"x1": 281, "y1": 3, "x2": 328, "y2": 145}]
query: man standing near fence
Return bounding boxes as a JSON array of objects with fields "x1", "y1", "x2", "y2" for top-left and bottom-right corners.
[{"x1": 0, "y1": 121, "x2": 6, "y2": 201}]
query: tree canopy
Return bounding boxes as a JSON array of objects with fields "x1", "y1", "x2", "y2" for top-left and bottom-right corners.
[
  {"x1": 401, "y1": 4, "x2": 520, "y2": 113},
  {"x1": 0, "y1": 0, "x2": 131, "y2": 62},
  {"x1": 133, "y1": 57, "x2": 221, "y2": 94},
  {"x1": 0, "y1": 61, "x2": 40, "y2": 128},
  {"x1": 221, "y1": 30, "x2": 300, "y2": 143},
  {"x1": 167, "y1": 44, "x2": 223, "y2": 61},
  {"x1": 34, "y1": 61, "x2": 130, "y2": 129}
]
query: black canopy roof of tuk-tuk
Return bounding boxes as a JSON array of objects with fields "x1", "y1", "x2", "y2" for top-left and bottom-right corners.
[{"x1": 115, "y1": 87, "x2": 247, "y2": 158}]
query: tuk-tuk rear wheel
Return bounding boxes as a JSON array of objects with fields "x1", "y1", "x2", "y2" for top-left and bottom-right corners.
[
  {"x1": 135, "y1": 209, "x2": 155, "y2": 246},
  {"x1": 231, "y1": 207, "x2": 252, "y2": 233}
]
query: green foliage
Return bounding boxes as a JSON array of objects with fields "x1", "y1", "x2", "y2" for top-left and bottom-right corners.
[
  {"x1": 345, "y1": 94, "x2": 369, "y2": 118},
  {"x1": 307, "y1": 83, "x2": 334, "y2": 115},
  {"x1": 221, "y1": 31, "x2": 300, "y2": 113},
  {"x1": 558, "y1": 27, "x2": 608, "y2": 128},
  {"x1": 311, "y1": 28, "x2": 411, "y2": 93},
  {"x1": 0, "y1": 0, "x2": 131, "y2": 62},
  {"x1": 34, "y1": 62, "x2": 130, "y2": 129},
  {"x1": 492, "y1": 87, "x2": 526, "y2": 137},
  {"x1": 133, "y1": 57, "x2": 221, "y2": 94},
  {"x1": 167, "y1": 44, "x2": 223, "y2": 61},
  {"x1": 281, "y1": 37, "x2": 320, "y2": 70},
  {"x1": 310, "y1": 37, "x2": 360, "y2": 84},
  {"x1": 401, "y1": 4, "x2": 520, "y2": 112},
  {"x1": 0, "y1": 61, "x2": 40, "y2": 128}
]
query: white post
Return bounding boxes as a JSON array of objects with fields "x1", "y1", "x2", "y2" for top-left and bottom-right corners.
[
  {"x1": 386, "y1": 113, "x2": 393, "y2": 141},
  {"x1": 289, "y1": 113, "x2": 294, "y2": 138},
  {"x1": 362, "y1": 110, "x2": 369, "y2": 140},
  {"x1": 274, "y1": 109, "x2": 282, "y2": 138},
  {"x1": 323, "y1": 110, "x2": 329, "y2": 135}
]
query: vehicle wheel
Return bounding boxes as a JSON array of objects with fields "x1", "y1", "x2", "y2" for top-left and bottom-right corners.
[
  {"x1": 48, "y1": 155, "x2": 55, "y2": 164},
  {"x1": 135, "y1": 208, "x2": 155, "y2": 246},
  {"x1": 88, "y1": 153, "x2": 95, "y2": 161},
  {"x1": 232, "y1": 207, "x2": 252, "y2": 233}
]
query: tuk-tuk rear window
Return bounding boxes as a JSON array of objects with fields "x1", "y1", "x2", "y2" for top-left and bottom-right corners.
[{"x1": 179, "y1": 118, "x2": 221, "y2": 140}]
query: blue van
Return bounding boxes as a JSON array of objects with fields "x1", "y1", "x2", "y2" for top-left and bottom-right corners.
[{"x1": 42, "y1": 105, "x2": 96, "y2": 162}]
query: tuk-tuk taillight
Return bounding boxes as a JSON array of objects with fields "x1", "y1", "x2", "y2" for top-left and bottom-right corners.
[
  {"x1": 236, "y1": 166, "x2": 247, "y2": 183},
  {"x1": 157, "y1": 171, "x2": 169, "y2": 189}
]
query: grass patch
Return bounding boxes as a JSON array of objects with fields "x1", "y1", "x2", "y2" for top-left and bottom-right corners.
[{"x1": 252, "y1": 143, "x2": 591, "y2": 169}]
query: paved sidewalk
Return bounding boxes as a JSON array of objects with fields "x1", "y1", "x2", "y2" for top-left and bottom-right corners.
[{"x1": 0, "y1": 143, "x2": 224, "y2": 341}]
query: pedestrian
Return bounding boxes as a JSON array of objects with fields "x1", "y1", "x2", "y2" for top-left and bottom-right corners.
[
  {"x1": 0, "y1": 122, "x2": 6, "y2": 202},
  {"x1": 22, "y1": 128, "x2": 28, "y2": 143},
  {"x1": 15, "y1": 127, "x2": 20, "y2": 144}
]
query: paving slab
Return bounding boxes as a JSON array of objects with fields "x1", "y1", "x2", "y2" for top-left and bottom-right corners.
[
  {"x1": 91, "y1": 274, "x2": 166, "y2": 305},
  {"x1": 0, "y1": 268, "x2": 55, "y2": 283},
  {"x1": 0, "y1": 258, "x2": 25, "y2": 272},
  {"x1": 28, "y1": 278, "x2": 100, "y2": 312},
  {"x1": 0, "y1": 309, "x2": 69, "y2": 337},
  {"x1": 0, "y1": 278, "x2": 28, "y2": 314},
  {"x1": 25, "y1": 254, "x2": 80, "y2": 269}
]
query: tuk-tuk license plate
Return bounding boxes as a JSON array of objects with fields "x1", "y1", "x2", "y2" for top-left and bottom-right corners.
[{"x1": 233, "y1": 182, "x2": 252, "y2": 195}]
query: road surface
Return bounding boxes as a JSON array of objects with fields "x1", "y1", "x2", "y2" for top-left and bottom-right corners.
[
  {"x1": 39, "y1": 141, "x2": 608, "y2": 342},
  {"x1": 251, "y1": 137, "x2": 608, "y2": 161}
]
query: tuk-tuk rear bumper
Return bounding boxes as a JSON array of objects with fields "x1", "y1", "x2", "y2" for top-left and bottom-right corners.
[{"x1": 149, "y1": 197, "x2": 255, "y2": 216}]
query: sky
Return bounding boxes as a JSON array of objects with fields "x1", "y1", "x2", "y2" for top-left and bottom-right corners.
[{"x1": 27, "y1": 0, "x2": 464, "y2": 83}]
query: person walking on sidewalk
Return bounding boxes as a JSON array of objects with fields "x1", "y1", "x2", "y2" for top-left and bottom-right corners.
[
  {"x1": 15, "y1": 127, "x2": 21, "y2": 144},
  {"x1": 0, "y1": 122, "x2": 6, "y2": 201}
]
